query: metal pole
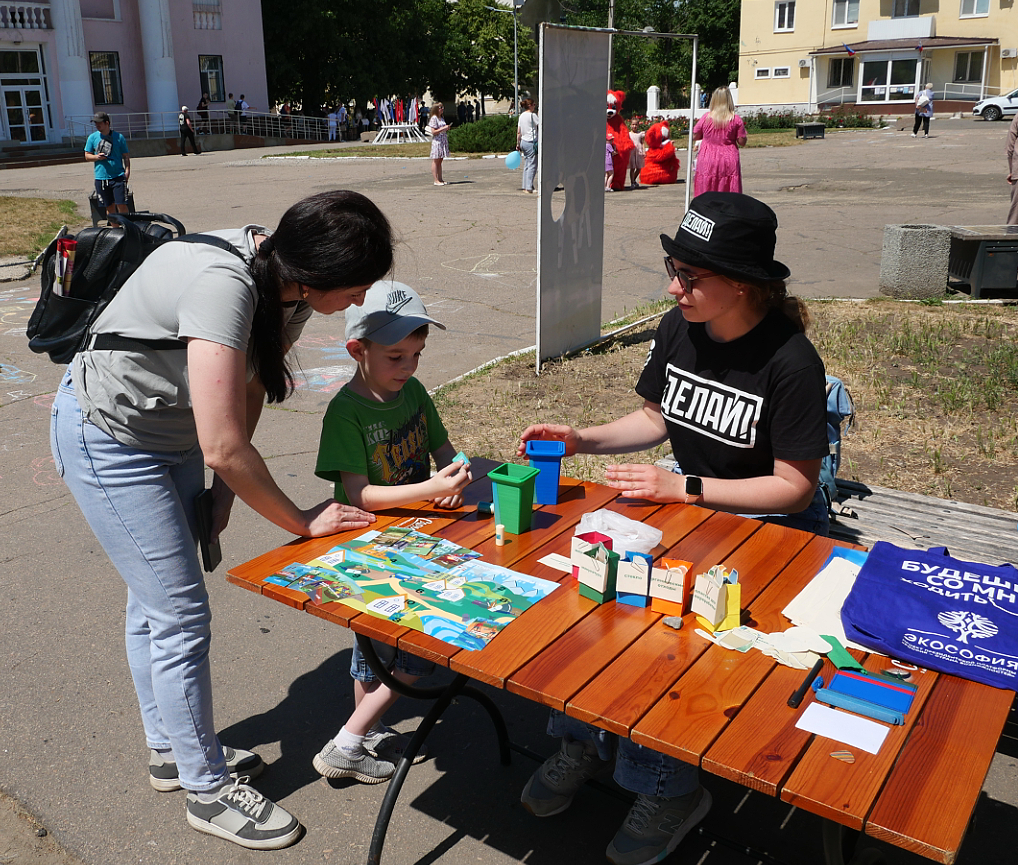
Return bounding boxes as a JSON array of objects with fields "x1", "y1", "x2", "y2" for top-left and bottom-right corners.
[
  {"x1": 686, "y1": 35, "x2": 698, "y2": 210},
  {"x1": 514, "y1": 5, "x2": 519, "y2": 113},
  {"x1": 607, "y1": 0, "x2": 615, "y2": 89}
]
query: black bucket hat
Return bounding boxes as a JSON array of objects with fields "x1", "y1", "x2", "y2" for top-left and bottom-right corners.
[{"x1": 660, "y1": 192, "x2": 791, "y2": 283}]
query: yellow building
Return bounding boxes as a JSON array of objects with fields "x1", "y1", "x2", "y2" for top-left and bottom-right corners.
[{"x1": 738, "y1": 0, "x2": 1012, "y2": 114}]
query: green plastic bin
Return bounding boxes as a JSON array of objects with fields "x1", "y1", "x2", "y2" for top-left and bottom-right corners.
[{"x1": 487, "y1": 462, "x2": 540, "y2": 534}]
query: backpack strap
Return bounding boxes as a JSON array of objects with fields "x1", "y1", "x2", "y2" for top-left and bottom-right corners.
[{"x1": 89, "y1": 233, "x2": 247, "y2": 352}]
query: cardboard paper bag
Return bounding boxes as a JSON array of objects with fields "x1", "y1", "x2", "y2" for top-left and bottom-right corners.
[{"x1": 691, "y1": 565, "x2": 741, "y2": 632}]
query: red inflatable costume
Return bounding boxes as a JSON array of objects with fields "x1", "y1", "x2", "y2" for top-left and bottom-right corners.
[
  {"x1": 606, "y1": 90, "x2": 634, "y2": 191},
  {"x1": 639, "y1": 121, "x2": 679, "y2": 186}
]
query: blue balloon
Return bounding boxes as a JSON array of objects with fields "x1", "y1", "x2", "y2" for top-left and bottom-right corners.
[{"x1": 505, "y1": 150, "x2": 522, "y2": 170}]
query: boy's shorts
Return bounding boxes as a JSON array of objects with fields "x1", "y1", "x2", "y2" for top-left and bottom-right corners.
[
  {"x1": 94, "y1": 176, "x2": 127, "y2": 207},
  {"x1": 351, "y1": 638, "x2": 435, "y2": 683}
]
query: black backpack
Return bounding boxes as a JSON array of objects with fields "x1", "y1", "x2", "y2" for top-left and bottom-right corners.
[{"x1": 27, "y1": 213, "x2": 242, "y2": 364}]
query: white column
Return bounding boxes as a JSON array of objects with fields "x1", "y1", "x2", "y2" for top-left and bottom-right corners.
[
  {"x1": 138, "y1": 0, "x2": 179, "y2": 132},
  {"x1": 49, "y1": 0, "x2": 93, "y2": 134},
  {"x1": 646, "y1": 85, "x2": 659, "y2": 118}
]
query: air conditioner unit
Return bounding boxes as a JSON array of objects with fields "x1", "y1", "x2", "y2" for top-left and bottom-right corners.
[
  {"x1": 1002, "y1": 48, "x2": 1018, "y2": 59},
  {"x1": 798, "y1": 58, "x2": 810, "y2": 68}
]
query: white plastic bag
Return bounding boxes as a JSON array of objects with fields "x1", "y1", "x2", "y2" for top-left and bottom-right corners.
[{"x1": 576, "y1": 509, "x2": 662, "y2": 557}]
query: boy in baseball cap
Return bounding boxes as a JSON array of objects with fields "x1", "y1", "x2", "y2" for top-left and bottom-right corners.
[{"x1": 312, "y1": 280, "x2": 471, "y2": 784}]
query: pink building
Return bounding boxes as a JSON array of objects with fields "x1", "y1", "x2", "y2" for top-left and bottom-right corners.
[{"x1": 0, "y1": 0, "x2": 267, "y2": 146}]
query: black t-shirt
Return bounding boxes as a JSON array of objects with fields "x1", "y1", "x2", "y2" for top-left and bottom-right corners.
[{"x1": 636, "y1": 307, "x2": 828, "y2": 481}]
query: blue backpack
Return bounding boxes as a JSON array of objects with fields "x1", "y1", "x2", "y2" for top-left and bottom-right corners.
[{"x1": 820, "y1": 375, "x2": 855, "y2": 517}]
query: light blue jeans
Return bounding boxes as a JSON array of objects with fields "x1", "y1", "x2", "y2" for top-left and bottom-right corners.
[
  {"x1": 521, "y1": 139, "x2": 537, "y2": 191},
  {"x1": 51, "y1": 370, "x2": 227, "y2": 792}
]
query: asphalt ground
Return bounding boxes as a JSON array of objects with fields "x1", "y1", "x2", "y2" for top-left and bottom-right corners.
[{"x1": 0, "y1": 117, "x2": 1016, "y2": 865}]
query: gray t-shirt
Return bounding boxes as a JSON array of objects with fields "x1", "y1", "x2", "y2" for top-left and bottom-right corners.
[{"x1": 73, "y1": 225, "x2": 312, "y2": 451}]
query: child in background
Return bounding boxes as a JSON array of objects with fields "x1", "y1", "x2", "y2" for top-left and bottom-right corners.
[
  {"x1": 605, "y1": 132, "x2": 617, "y2": 191},
  {"x1": 313, "y1": 281, "x2": 472, "y2": 783}
]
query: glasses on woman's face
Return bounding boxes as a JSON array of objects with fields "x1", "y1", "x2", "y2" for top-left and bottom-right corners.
[{"x1": 664, "y1": 257, "x2": 718, "y2": 292}]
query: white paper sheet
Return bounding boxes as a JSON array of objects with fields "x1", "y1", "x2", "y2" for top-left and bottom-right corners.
[
  {"x1": 537, "y1": 552, "x2": 572, "y2": 572},
  {"x1": 795, "y1": 702, "x2": 890, "y2": 755}
]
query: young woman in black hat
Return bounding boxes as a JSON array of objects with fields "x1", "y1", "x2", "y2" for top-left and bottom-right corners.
[{"x1": 516, "y1": 191, "x2": 828, "y2": 865}]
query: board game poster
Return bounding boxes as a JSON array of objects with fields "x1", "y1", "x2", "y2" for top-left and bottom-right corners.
[{"x1": 263, "y1": 526, "x2": 560, "y2": 650}]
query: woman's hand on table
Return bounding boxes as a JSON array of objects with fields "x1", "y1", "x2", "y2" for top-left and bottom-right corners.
[
  {"x1": 301, "y1": 501, "x2": 376, "y2": 537},
  {"x1": 518, "y1": 423, "x2": 580, "y2": 458},
  {"x1": 604, "y1": 463, "x2": 681, "y2": 502}
]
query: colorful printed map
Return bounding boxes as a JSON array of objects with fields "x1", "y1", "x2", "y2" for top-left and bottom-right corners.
[{"x1": 263, "y1": 524, "x2": 560, "y2": 650}]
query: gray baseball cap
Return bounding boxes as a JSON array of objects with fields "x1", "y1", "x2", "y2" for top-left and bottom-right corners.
[{"x1": 345, "y1": 280, "x2": 445, "y2": 345}]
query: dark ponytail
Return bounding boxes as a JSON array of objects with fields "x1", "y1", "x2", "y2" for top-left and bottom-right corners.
[
  {"x1": 248, "y1": 190, "x2": 394, "y2": 402},
  {"x1": 744, "y1": 279, "x2": 810, "y2": 333}
]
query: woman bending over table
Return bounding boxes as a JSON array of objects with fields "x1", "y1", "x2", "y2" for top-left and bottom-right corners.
[
  {"x1": 516, "y1": 191, "x2": 829, "y2": 865},
  {"x1": 51, "y1": 190, "x2": 393, "y2": 850}
]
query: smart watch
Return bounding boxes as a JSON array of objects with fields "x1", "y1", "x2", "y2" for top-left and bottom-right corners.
[{"x1": 684, "y1": 475, "x2": 703, "y2": 504}]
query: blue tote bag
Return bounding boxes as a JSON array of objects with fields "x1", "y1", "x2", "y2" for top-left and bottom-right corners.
[{"x1": 841, "y1": 542, "x2": 1018, "y2": 691}]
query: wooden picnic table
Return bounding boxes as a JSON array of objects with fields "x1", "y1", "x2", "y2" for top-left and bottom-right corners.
[{"x1": 228, "y1": 468, "x2": 1012, "y2": 865}]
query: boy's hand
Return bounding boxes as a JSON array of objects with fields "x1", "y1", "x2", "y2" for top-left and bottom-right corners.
[
  {"x1": 518, "y1": 423, "x2": 579, "y2": 458},
  {"x1": 433, "y1": 493, "x2": 464, "y2": 509},
  {"x1": 431, "y1": 460, "x2": 472, "y2": 500},
  {"x1": 301, "y1": 501, "x2": 376, "y2": 537}
]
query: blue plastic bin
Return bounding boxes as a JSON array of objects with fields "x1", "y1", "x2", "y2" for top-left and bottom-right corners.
[{"x1": 525, "y1": 439, "x2": 566, "y2": 505}]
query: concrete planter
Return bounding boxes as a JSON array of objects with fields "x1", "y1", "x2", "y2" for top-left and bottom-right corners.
[{"x1": 879, "y1": 223, "x2": 951, "y2": 299}]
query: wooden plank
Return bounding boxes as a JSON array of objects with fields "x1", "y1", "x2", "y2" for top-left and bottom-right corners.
[
  {"x1": 631, "y1": 535, "x2": 840, "y2": 761},
  {"x1": 568, "y1": 521, "x2": 811, "y2": 736},
  {"x1": 779, "y1": 655, "x2": 939, "y2": 831},
  {"x1": 865, "y1": 675, "x2": 1014, "y2": 864},
  {"x1": 702, "y1": 659, "x2": 834, "y2": 796},
  {"x1": 508, "y1": 600, "x2": 658, "y2": 710}
]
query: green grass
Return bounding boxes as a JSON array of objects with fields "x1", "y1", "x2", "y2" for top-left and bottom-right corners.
[{"x1": 0, "y1": 197, "x2": 80, "y2": 257}]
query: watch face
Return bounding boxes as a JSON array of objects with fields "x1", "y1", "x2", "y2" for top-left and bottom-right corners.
[{"x1": 685, "y1": 476, "x2": 703, "y2": 497}]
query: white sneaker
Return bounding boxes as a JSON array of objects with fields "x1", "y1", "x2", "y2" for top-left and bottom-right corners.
[{"x1": 185, "y1": 778, "x2": 301, "y2": 850}]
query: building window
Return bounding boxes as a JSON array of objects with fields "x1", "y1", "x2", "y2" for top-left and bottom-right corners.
[
  {"x1": 198, "y1": 55, "x2": 225, "y2": 102},
  {"x1": 892, "y1": 0, "x2": 920, "y2": 17},
  {"x1": 959, "y1": 0, "x2": 989, "y2": 16},
  {"x1": 832, "y1": 0, "x2": 860, "y2": 27},
  {"x1": 954, "y1": 51, "x2": 985, "y2": 82},
  {"x1": 773, "y1": 67, "x2": 791, "y2": 78},
  {"x1": 828, "y1": 58, "x2": 855, "y2": 88},
  {"x1": 756, "y1": 67, "x2": 771, "y2": 78},
  {"x1": 775, "y1": 1, "x2": 795, "y2": 31},
  {"x1": 89, "y1": 51, "x2": 122, "y2": 105}
]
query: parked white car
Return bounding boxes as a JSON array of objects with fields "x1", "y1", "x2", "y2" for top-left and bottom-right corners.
[{"x1": 972, "y1": 89, "x2": 1018, "y2": 121}]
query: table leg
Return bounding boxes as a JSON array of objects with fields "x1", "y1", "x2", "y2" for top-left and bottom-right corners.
[
  {"x1": 822, "y1": 821, "x2": 886, "y2": 865},
  {"x1": 356, "y1": 635, "x2": 512, "y2": 865}
]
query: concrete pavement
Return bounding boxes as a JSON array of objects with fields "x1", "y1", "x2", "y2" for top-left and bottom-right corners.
[{"x1": 1, "y1": 117, "x2": 1016, "y2": 865}]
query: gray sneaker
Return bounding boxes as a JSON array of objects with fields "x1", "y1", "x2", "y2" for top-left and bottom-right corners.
[
  {"x1": 364, "y1": 725, "x2": 428, "y2": 765},
  {"x1": 149, "y1": 746, "x2": 264, "y2": 792},
  {"x1": 185, "y1": 778, "x2": 301, "y2": 850},
  {"x1": 313, "y1": 741, "x2": 395, "y2": 784},
  {"x1": 605, "y1": 787, "x2": 712, "y2": 865},
  {"x1": 520, "y1": 739, "x2": 613, "y2": 817}
]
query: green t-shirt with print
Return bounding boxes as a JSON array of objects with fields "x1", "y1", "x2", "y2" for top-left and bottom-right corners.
[{"x1": 315, "y1": 377, "x2": 448, "y2": 504}]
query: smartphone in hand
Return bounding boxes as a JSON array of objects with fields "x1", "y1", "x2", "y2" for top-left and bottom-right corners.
[{"x1": 194, "y1": 489, "x2": 222, "y2": 573}]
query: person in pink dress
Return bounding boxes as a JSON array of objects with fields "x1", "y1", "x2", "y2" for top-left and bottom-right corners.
[{"x1": 691, "y1": 87, "x2": 747, "y2": 196}]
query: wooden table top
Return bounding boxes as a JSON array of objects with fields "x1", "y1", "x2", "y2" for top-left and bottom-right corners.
[{"x1": 228, "y1": 471, "x2": 1012, "y2": 864}]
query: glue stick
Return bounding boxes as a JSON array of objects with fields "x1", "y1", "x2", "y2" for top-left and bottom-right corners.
[{"x1": 495, "y1": 524, "x2": 505, "y2": 546}]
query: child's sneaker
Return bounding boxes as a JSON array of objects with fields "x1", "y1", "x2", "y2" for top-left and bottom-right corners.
[
  {"x1": 313, "y1": 741, "x2": 395, "y2": 784},
  {"x1": 364, "y1": 725, "x2": 429, "y2": 765},
  {"x1": 185, "y1": 778, "x2": 301, "y2": 850},
  {"x1": 149, "y1": 746, "x2": 264, "y2": 792}
]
